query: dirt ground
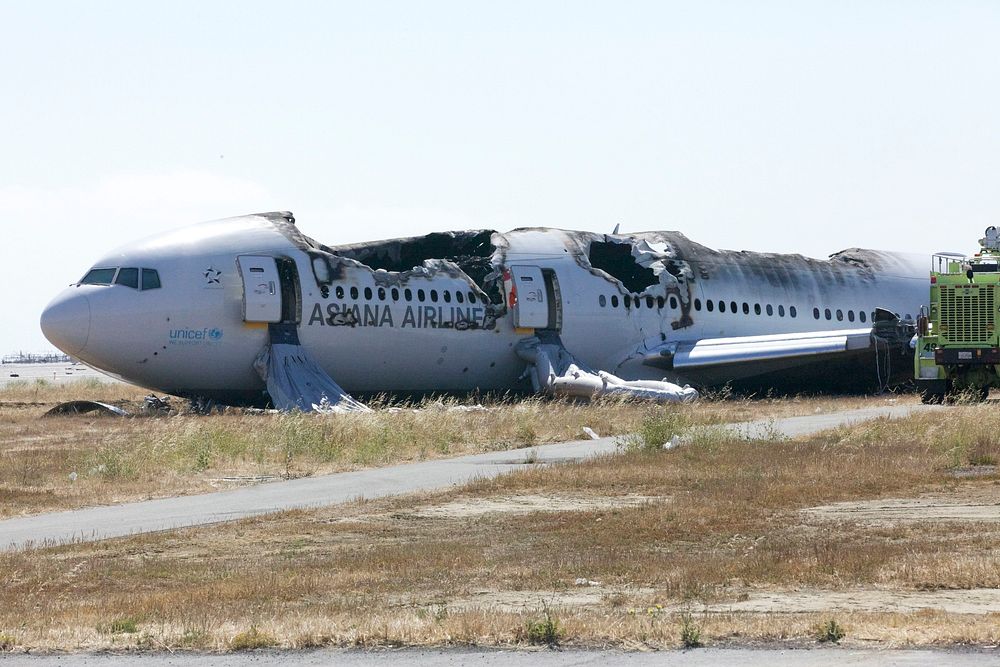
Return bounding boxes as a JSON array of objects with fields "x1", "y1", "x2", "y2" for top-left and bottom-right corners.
[{"x1": 4, "y1": 402, "x2": 1000, "y2": 652}]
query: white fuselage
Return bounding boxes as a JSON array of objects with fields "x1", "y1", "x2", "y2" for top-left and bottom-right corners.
[{"x1": 40, "y1": 213, "x2": 930, "y2": 404}]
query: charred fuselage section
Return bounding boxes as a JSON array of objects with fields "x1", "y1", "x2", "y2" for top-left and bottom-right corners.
[{"x1": 269, "y1": 217, "x2": 924, "y2": 396}]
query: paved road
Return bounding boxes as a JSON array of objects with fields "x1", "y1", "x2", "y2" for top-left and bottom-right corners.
[
  {"x1": 0, "y1": 403, "x2": 935, "y2": 551},
  {"x1": 3, "y1": 646, "x2": 997, "y2": 666}
]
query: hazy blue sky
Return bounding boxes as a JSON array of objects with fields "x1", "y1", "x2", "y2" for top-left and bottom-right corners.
[{"x1": 3, "y1": 1, "x2": 1000, "y2": 353}]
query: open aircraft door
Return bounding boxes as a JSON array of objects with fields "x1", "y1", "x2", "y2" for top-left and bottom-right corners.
[
  {"x1": 506, "y1": 265, "x2": 562, "y2": 330},
  {"x1": 237, "y1": 255, "x2": 283, "y2": 323}
]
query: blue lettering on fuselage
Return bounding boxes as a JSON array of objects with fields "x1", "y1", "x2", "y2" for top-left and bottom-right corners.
[
  {"x1": 307, "y1": 303, "x2": 488, "y2": 329},
  {"x1": 168, "y1": 327, "x2": 224, "y2": 345}
]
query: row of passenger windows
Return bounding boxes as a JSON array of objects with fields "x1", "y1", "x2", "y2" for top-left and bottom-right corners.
[
  {"x1": 693, "y1": 298, "x2": 804, "y2": 319},
  {"x1": 599, "y1": 294, "x2": 679, "y2": 310},
  {"x1": 597, "y1": 294, "x2": 888, "y2": 325},
  {"x1": 332, "y1": 285, "x2": 485, "y2": 305},
  {"x1": 80, "y1": 267, "x2": 161, "y2": 290},
  {"x1": 811, "y1": 306, "x2": 866, "y2": 323}
]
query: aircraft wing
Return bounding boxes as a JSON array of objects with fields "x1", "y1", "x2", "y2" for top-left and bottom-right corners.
[{"x1": 644, "y1": 328, "x2": 875, "y2": 371}]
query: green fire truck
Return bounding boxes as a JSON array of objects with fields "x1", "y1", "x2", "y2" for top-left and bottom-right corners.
[{"x1": 915, "y1": 226, "x2": 1000, "y2": 403}]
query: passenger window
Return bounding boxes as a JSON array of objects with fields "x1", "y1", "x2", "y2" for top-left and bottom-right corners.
[
  {"x1": 378, "y1": 287, "x2": 386, "y2": 301},
  {"x1": 766, "y1": 304, "x2": 773, "y2": 316},
  {"x1": 754, "y1": 303, "x2": 761, "y2": 315},
  {"x1": 404, "y1": 288, "x2": 413, "y2": 301},
  {"x1": 694, "y1": 298, "x2": 702, "y2": 311},
  {"x1": 646, "y1": 296, "x2": 654, "y2": 308},
  {"x1": 391, "y1": 288, "x2": 400, "y2": 301},
  {"x1": 730, "y1": 301, "x2": 737, "y2": 313},
  {"x1": 824, "y1": 308, "x2": 832, "y2": 320},
  {"x1": 836, "y1": 309, "x2": 843, "y2": 321},
  {"x1": 778, "y1": 305, "x2": 785, "y2": 317},
  {"x1": 430, "y1": 289, "x2": 438, "y2": 303},
  {"x1": 599, "y1": 295, "x2": 607, "y2": 307},
  {"x1": 848, "y1": 310, "x2": 855, "y2": 322},
  {"x1": 611, "y1": 295, "x2": 619, "y2": 307},
  {"x1": 657, "y1": 297, "x2": 665, "y2": 308},
  {"x1": 719, "y1": 300, "x2": 726, "y2": 313},
  {"x1": 443, "y1": 290, "x2": 451, "y2": 303},
  {"x1": 790, "y1": 306, "x2": 797, "y2": 318},
  {"x1": 860, "y1": 311, "x2": 867, "y2": 323},
  {"x1": 336, "y1": 286, "x2": 345, "y2": 299},
  {"x1": 350, "y1": 286, "x2": 359, "y2": 299},
  {"x1": 115, "y1": 267, "x2": 139, "y2": 289},
  {"x1": 468, "y1": 291, "x2": 477, "y2": 304},
  {"x1": 707, "y1": 300, "x2": 715, "y2": 312},
  {"x1": 141, "y1": 269, "x2": 161, "y2": 290},
  {"x1": 418, "y1": 289, "x2": 426, "y2": 302},
  {"x1": 456, "y1": 291, "x2": 464, "y2": 304},
  {"x1": 80, "y1": 268, "x2": 117, "y2": 285},
  {"x1": 813, "y1": 307, "x2": 820, "y2": 319},
  {"x1": 669, "y1": 296, "x2": 678, "y2": 309},
  {"x1": 743, "y1": 302, "x2": 750, "y2": 314},
  {"x1": 364, "y1": 287, "x2": 373, "y2": 300},
  {"x1": 633, "y1": 296, "x2": 641, "y2": 308}
]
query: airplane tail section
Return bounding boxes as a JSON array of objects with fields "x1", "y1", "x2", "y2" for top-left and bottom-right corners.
[
  {"x1": 254, "y1": 324, "x2": 371, "y2": 413},
  {"x1": 516, "y1": 333, "x2": 699, "y2": 404}
]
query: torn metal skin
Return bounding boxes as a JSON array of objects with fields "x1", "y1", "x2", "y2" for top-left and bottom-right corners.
[
  {"x1": 578, "y1": 232, "x2": 697, "y2": 331},
  {"x1": 277, "y1": 224, "x2": 508, "y2": 331}
]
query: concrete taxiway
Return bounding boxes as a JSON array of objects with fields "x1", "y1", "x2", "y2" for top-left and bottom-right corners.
[{"x1": 0, "y1": 403, "x2": 936, "y2": 551}]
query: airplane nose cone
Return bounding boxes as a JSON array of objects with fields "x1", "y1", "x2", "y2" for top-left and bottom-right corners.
[{"x1": 40, "y1": 291, "x2": 91, "y2": 356}]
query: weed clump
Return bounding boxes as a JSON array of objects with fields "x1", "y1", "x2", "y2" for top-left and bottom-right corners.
[
  {"x1": 679, "y1": 613, "x2": 702, "y2": 648},
  {"x1": 816, "y1": 618, "x2": 845, "y2": 643},
  {"x1": 617, "y1": 409, "x2": 690, "y2": 453},
  {"x1": 229, "y1": 626, "x2": 277, "y2": 650},
  {"x1": 524, "y1": 604, "x2": 561, "y2": 646},
  {"x1": 99, "y1": 617, "x2": 138, "y2": 634},
  {"x1": 0, "y1": 634, "x2": 14, "y2": 651}
]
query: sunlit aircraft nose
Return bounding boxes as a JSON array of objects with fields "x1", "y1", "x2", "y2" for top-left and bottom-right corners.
[{"x1": 40, "y1": 291, "x2": 91, "y2": 355}]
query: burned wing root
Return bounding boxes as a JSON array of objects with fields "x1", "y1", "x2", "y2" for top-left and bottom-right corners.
[{"x1": 517, "y1": 334, "x2": 698, "y2": 403}]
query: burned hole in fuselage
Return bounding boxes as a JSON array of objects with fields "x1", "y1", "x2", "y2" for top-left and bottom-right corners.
[
  {"x1": 588, "y1": 241, "x2": 658, "y2": 293},
  {"x1": 328, "y1": 230, "x2": 503, "y2": 304}
]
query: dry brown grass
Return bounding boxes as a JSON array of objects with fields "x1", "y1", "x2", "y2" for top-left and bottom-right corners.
[
  {"x1": 0, "y1": 378, "x2": 904, "y2": 518},
  {"x1": 2, "y1": 403, "x2": 1000, "y2": 651}
]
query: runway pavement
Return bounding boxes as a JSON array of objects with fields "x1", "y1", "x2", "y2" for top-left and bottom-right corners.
[
  {"x1": 0, "y1": 403, "x2": 937, "y2": 551},
  {"x1": 0, "y1": 361, "x2": 117, "y2": 388}
]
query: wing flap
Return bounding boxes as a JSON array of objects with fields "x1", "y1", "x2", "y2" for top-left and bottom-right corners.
[{"x1": 646, "y1": 328, "x2": 873, "y2": 370}]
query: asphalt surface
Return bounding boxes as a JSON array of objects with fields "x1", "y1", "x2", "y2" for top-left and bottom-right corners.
[
  {"x1": 0, "y1": 403, "x2": 936, "y2": 551},
  {"x1": 4, "y1": 647, "x2": 998, "y2": 666}
]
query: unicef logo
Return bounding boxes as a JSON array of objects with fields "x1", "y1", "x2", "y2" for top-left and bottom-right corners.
[{"x1": 208, "y1": 328, "x2": 224, "y2": 341}]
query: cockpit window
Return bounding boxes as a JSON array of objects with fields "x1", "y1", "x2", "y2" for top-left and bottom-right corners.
[
  {"x1": 141, "y1": 269, "x2": 161, "y2": 290},
  {"x1": 115, "y1": 267, "x2": 139, "y2": 289},
  {"x1": 80, "y1": 268, "x2": 117, "y2": 285}
]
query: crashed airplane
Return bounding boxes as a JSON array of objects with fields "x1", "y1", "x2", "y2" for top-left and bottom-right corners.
[{"x1": 40, "y1": 212, "x2": 926, "y2": 410}]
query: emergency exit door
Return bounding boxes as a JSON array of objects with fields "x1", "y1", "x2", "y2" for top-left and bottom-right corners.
[
  {"x1": 509, "y1": 266, "x2": 562, "y2": 330},
  {"x1": 237, "y1": 255, "x2": 283, "y2": 323}
]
